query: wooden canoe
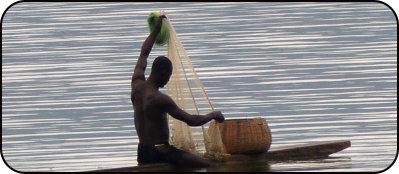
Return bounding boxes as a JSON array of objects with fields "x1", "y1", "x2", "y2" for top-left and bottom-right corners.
[{"x1": 88, "y1": 140, "x2": 350, "y2": 172}]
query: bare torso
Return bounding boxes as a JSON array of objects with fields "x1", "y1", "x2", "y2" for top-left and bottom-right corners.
[{"x1": 131, "y1": 81, "x2": 169, "y2": 145}]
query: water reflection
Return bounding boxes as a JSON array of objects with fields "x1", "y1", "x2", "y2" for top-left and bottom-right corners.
[
  {"x1": 270, "y1": 157, "x2": 352, "y2": 172},
  {"x1": 208, "y1": 159, "x2": 271, "y2": 172}
]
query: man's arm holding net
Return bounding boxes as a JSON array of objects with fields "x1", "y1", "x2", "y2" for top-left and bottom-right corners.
[
  {"x1": 160, "y1": 94, "x2": 224, "y2": 126},
  {"x1": 132, "y1": 15, "x2": 166, "y2": 84}
]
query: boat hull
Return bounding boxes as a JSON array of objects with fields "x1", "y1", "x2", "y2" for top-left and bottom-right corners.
[{"x1": 88, "y1": 140, "x2": 351, "y2": 172}]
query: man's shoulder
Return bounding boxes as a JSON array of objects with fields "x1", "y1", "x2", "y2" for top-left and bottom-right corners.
[
  {"x1": 132, "y1": 80, "x2": 146, "y2": 90},
  {"x1": 153, "y1": 93, "x2": 175, "y2": 106},
  {"x1": 131, "y1": 81, "x2": 146, "y2": 101},
  {"x1": 155, "y1": 92, "x2": 171, "y2": 101}
]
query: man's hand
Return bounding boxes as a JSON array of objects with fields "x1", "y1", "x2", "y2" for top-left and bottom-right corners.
[
  {"x1": 154, "y1": 15, "x2": 167, "y2": 29},
  {"x1": 210, "y1": 111, "x2": 225, "y2": 123}
]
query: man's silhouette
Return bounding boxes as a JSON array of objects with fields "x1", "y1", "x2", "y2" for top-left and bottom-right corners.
[{"x1": 131, "y1": 15, "x2": 225, "y2": 168}]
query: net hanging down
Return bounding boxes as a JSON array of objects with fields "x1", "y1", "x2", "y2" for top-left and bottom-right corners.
[{"x1": 164, "y1": 18, "x2": 225, "y2": 160}]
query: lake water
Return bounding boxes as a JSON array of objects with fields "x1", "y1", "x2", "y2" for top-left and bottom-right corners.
[{"x1": 2, "y1": 2, "x2": 397, "y2": 172}]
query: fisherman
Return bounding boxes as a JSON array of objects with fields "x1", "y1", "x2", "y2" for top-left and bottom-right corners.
[{"x1": 131, "y1": 14, "x2": 225, "y2": 168}]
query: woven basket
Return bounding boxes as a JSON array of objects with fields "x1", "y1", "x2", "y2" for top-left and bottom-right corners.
[{"x1": 218, "y1": 117, "x2": 272, "y2": 154}]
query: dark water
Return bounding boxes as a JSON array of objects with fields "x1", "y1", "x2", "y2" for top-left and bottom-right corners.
[{"x1": 2, "y1": 2, "x2": 397, "y2": 172}]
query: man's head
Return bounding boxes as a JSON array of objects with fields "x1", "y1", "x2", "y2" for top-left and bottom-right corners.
[{"x1": 150, "y1": 56, "x2": 173, "y2": 88}]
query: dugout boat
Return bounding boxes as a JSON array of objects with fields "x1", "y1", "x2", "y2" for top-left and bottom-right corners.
[{"x1": 88, "y1": 140, "x2": 351, "y2": 172}]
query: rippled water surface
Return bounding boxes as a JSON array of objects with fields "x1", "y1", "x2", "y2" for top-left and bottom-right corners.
[{"x1": 2, "y1": 2, "x2": 397, "y2": 172}]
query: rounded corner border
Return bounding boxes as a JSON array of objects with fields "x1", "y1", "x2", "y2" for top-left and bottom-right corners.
[{"x1": 1, "y1": 0, "x2": 26, "y2": 24}]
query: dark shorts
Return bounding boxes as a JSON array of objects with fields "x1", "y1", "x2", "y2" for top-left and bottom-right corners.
[{"x1": 137, "y1": 143, "x2": 185, "y2": 166}]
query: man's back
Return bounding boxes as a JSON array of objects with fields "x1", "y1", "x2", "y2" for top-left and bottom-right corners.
[{"x1": 132, "y1": 80, "x2": 170, "y2": 145}]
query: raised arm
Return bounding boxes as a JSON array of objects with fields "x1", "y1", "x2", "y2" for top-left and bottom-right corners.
[
  {"x1": 132, "y1": 15, "x2": 166, "y2": 83},
  {"x1": 160, "y1": 94, "x2": 225, "y2": 126}
]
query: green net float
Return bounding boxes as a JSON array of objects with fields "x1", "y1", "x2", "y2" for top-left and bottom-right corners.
[{"x1": 147, "y1": 11, "x2": 170, "y2": 46}]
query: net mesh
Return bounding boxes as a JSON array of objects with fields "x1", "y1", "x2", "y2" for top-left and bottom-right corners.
[{"x1": 165, "y1": 18, "x2": 225, "y2": 160}]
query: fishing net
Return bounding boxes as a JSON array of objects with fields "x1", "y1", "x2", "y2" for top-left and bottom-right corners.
[{"x1": 149, "y1": 14, "x2": 226, "y2": 160}]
